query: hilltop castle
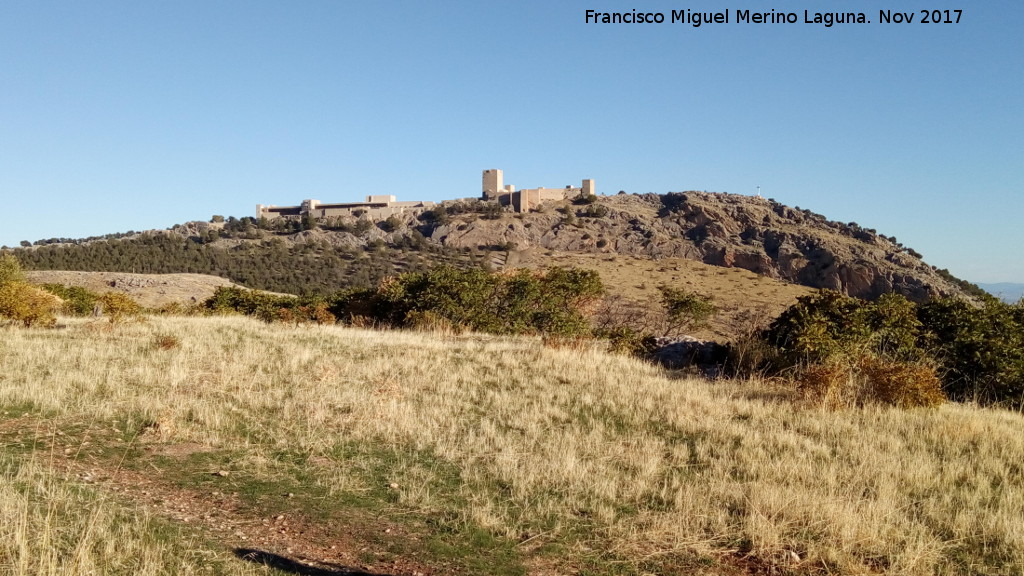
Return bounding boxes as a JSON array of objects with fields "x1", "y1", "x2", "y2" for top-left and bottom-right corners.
[
  {"x1": 255, "y1": 169, "x2": 595, "y2": 220},
  {"x1": 482, "y1": 169, "x2": 594, "y2": 212}
]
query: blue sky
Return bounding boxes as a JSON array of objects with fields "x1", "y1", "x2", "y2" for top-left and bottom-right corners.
[{"x1": 2, "y1": 1, "x2": 1022, "y2": 282}]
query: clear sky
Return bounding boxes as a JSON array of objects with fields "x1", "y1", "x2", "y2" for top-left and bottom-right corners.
[{"x1": 2, "y1": 1, "x2": 1022, "y2": 282}]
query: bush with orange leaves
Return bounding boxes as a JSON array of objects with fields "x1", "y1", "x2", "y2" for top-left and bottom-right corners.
[{"x1": 800, "y1": 355, "x2": 945, "y2": 409}]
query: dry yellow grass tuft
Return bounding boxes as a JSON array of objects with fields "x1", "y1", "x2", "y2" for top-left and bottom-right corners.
[
  {"x1": 2, "y1": 316, "x2": 1023, "y2": 574},
  {"x1": 0, "y1": 455, "x2": 265, "y2": 575}
]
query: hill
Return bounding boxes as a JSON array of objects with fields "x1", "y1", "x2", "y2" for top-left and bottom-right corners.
[
  {"x1": 2, "y1": 316, "x2": 1022, "y2": 575},
  {"x1": 428, "y1": 192, "x2": 975, "y2": 302},
  {"x1": 7, "y1": 191, "x2": 980, "y2": 337},
  {"x1": 978, "y1": 282, "x2": 1024, "y2": 303}
]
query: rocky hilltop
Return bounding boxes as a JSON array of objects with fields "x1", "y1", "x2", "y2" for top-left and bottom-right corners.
[
  {"x1": 428, "y1": 192, "x2": 968, "y2": 302},
  {"x1": 11, "y1": 190, "x2": 976, "y2": 304}
]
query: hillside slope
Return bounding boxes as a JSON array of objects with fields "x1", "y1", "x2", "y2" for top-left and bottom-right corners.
[
  {"x1": 8, "y1": 191, "x2": 976, "y2": 307},
  {"x1": 431, "y1": 192, "x2": 972, "y2": 302},
  {"x1": 3, "y1": 316, "x2": 1022, "y2": 575}
]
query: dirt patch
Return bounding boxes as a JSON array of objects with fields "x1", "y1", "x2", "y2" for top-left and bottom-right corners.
[
  {"x1": 1, "y1": 418, "x2": 440, "y2": 576},
  {"x1": 25, "y1": 271, "x2": 242, "y2": 309},
  {"x1": 142, "y1": 442, "x2": 216, "y2": 458}
]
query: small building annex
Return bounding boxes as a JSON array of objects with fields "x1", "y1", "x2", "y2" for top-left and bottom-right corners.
[{"x1": 256, "y1": 196, "x2": 436, "y2": 221}]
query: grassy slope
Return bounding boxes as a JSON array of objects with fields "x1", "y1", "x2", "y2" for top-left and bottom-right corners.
[
  {"x1": 1, "y1": 316, "x2": 1023, "y2": 575},
  {"x1": 511, "y1": 250, "x2": 813, "y2": 340}
]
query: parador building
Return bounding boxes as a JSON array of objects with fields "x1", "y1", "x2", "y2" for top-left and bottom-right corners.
[{"x1": 256, "y1": 170, "x2": 595, "y2": 219}]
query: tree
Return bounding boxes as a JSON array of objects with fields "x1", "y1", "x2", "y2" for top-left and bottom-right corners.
[
  {"x1": 658, "y1": 286, "x2": 717, "y2": 337},
  {"x1": 0, "y1": 253, "x2": 26, "y2": 286}
]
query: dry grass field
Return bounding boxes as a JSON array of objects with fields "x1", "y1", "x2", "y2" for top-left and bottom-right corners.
[
  {"x1": 23, "y1": 271, "x2": 244, "y2": 309},
  {"x1": 2, "y1": 316, "x2": 1023, "y2": 575}
]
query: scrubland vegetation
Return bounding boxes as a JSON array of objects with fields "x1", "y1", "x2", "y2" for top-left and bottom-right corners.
[
  {"x1": 3, "y1": 252, "x2": 1024, "y2": 574},
  {"x1": 2, "y1": 316, "x2": 1023, "y2": 574}
]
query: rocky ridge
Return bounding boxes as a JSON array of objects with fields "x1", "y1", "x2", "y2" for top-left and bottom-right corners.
[{"x1": 426, "y1": 192, "x2": 968, "y2": 302}]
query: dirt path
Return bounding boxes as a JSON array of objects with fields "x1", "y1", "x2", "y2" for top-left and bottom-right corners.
[{"x1": 2, "y1": 416, "x2": 440, "y2": 576}]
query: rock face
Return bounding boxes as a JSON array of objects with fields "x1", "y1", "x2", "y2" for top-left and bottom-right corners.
[{"x1": 426, "y1": 192, "x2": 968, "y2": 302}]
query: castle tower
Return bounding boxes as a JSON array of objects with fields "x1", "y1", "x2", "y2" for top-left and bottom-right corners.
[
  {"x1": 482, "y1": 169, "x2": 503, "y2": 200},
  {"x1": 582, "y1": 179, "x2": 595, "y2": 197}
]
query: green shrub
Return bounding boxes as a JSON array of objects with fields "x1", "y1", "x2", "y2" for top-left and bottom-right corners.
[
  {"x1": 0, "y1": 253, "x2": 26, "y2": 286},
  {"x1": 600, "y1": 326, "x2": 659, "y2": 357},
  {"x1": 763, "y1": 290, "x2": 1024, "y2": 408},
  {"x1": 659, "y1": 286, "x2": 717, "y2": 336},
  {"x1": 41, "y1": 284, "x2": 100, "y2": 316},
  {"x1": 764, "y1": 290, "x2": 873, "y2": 366},
  {"x1": 361, "y1": 265, "x2": 603, "y2": 336},
  {"x1": 205, "y1": 286, "x2": 295, "y2": 316},
  {"x1": 204, "y1": 286, "x2": 337, "y2": 326},
  {"x1": 380, "y1": 215, "x2": 403, "y2": 233},
  {"x1": 917, "y1": 298, "x2": 1024, "y2": 406}
]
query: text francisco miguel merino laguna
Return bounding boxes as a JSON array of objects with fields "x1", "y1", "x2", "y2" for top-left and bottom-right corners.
[{"x1": 585, "y1": 8, "x2": 964, "y2": 27}]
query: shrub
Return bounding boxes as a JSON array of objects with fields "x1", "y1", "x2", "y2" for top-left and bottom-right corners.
[
  {"x1": 380, "y1": 216, "x2": 403, "y2": 233},
  {"x1": 765, "y1": 290, "x2": 874, "y2": 367},
  {"x1": 800, "y1": 356, "x2": 944, "y2": 409},
  {"x1": 600, "y1": 326, "x2": 659, "y2": 357},
  {"x1": 859, "y1": 356, "x2": 945, "y2": 408},
  {"x1": 658, "y1": 286, "x2": 717, "y2": 337},
  {"x1": 41, "y1": 284, "x2": 99, "y2": 316},
  {"x1": 917, "y1": 298, "x2": 1024, "y2": 406},
  {"x1": 0, "y1": 282, "x2": 61, "y2": 327},
  {"x1": 369, "y1": 266, "x2": 603, "y2": 336},
  {"x1": 153, "y1": 334, "x2": 181, "y2": 350},
  {"x1": 96, "y1": 292, "x2": 143, "y2": 323},
  {"x1": 403, "y1": 309, "x2": 460, "y2": 334},
  {"x1": 582, "y1": 204, "x2": 609, "y2": 218},
  {"x1": 0, "y1": 253, "x2": 26, "y2": 286},
  {"x1": 0, "y1": 255, "x2": 61, "y2": 327},
  {"x1": 762, "y1": 290, "x2": 1024, "y2": 408},
  {"x1": 205, "y1": 286, "x2": 295, "y2": 316}
]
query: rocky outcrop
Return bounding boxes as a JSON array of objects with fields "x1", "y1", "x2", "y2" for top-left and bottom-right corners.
[{"x1": 425, "y1": 192, "x2": 969, "y2": 302}]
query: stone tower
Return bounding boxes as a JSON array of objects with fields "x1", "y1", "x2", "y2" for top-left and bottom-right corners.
[{"x1": 482, "y1": 169, "x2": 503, "y2": 200}]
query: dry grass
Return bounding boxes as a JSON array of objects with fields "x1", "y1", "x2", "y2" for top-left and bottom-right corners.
[
  {"x1": 2, "y1": 316, "x2": 1023, "y2": 574},
  {"x1": 0, "y1": 453, "x2": 263, "y2": 575},
  {"x1": 512, "y1": 250, "x2": 812, "y2": 340}
]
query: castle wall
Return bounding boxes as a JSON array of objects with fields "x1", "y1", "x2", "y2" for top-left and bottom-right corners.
[
  {"x1": 483, "y1": 170, "x2": 595, "y2": 212},
  {"x1": 257, "y1": 196, "x2": 435, "y2": 220}
]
